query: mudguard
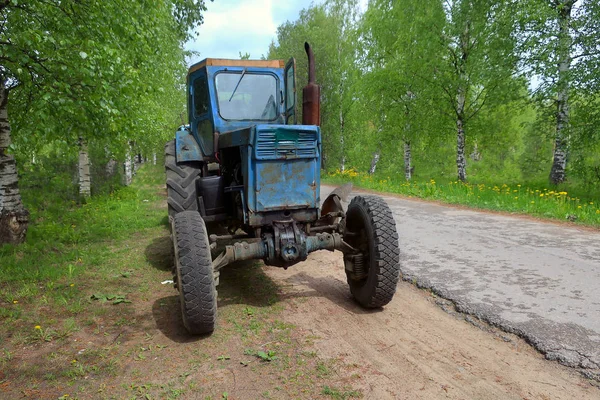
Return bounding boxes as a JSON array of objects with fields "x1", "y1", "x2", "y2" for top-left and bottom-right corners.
[{"x1": 175, "y1": 126, "x2": 203, "y2": 163}]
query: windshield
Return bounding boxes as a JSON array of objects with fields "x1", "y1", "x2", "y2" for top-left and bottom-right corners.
[{"x1": 215, "y1": 72, "x2": 278, "y2": 121}]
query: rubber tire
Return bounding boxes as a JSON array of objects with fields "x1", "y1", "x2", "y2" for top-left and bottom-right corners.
[
  {"x1": 344, "y1": 195, "x2": 400, "y2": 308},
  {"x1": 172, "y1": 211, "x2": 217, "y2": 334},
  {"x1": 165, "y1": 140, "x2": 201, "y2": 218}
]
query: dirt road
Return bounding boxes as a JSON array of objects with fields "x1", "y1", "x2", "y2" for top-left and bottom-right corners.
[
  {"x1": 4, "y1": 180, "x2": 599, "y2": 399},
  {"x1": 261, "y1": 250, "x2": 597, "y2": 399}
]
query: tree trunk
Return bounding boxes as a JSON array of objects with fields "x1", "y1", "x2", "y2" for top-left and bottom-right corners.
[
  {"x1": 470, "y1": 141, "x2": 481, "y2": 161},
  {"x1": 152, "y1": 153, "x2": 157, "y2": 166},
  {"x1": 455, "y1": 19, "x2": 470, "y2": 183},
  {"x1": 0, "y1": 83, "x2": 29, "y2": 245},
  {"x1": 339, "y1": 108, "x2": 345, "y2": 172},
  {"x1": 123, "y1": 149, "x2": 133, "y2": 186},
  {"x1": 549, "y1": 0, "x2": 574, "y2": 185},
  {"x1": 133, "y1": 153, "x2": 142, "y2": 173},
  {"x1": 105, "y1": 147, "x2": 117, "y2": 178},
  {"x1": 106, "y1": 158, "x2": 117, "y2": 177},
  {"x1": 78, "y1": 137, "x2": 91, "y2": 198},
  {"x1": 369, "y1": 147, "x2": 381, "y2": 175},
  {"x1": 456, "y1": 116, "x2": 467, "y2": 182},
  {"x1": 404, "y1": 141, "x2": 412, "y2": 181}
]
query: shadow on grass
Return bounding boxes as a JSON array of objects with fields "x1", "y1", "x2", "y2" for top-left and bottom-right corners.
[
  {"x1": 151, "y1": 295, "x2": 210, "y2": 343},
  {"x1": 151, "y1": 260, "x2": 282, "y2": 342},
  {"x1": 217, "y1": 260, "x2": 281, "y2": 308},
  {"x1": 145, "y1": 235, "x2": 173, "y2": 271}
]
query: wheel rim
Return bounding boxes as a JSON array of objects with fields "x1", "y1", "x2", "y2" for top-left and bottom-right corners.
[{"x1": 344, "y1": 206, "x2": 371, "y2": 285}]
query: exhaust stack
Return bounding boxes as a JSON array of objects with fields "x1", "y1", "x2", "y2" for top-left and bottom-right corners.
[{"x1": 302, "y1": 42, "x2": 321, "y2": 126}]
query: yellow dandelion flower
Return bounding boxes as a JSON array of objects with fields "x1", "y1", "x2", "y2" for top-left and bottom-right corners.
[
  {"x1": 590, "y1": 202, "x2": 594, "y2": 205},
  {"x1": 70, "y1": 283, "x2": 75, "y2": 287},
  {"x1": 514, "y1": 197, "x2": 518, "y2": 200},
  {"x1": 578, "y1": 206, "x2": 582, "y2": 209},
  {"x1": 517, "y1": 184, "x2": 521, "y2": 187},
  {"x1": 530, "y1": 201, "x2": 535, "y2": 204},
  {"x1": 13, "y1": 300, "x2": 18, "y2": 304},
  {"x1": 540, "y1": 194, "x2": 544, "y2": 197},
  {"x1": 35, "y1": 325, "x2": 41, "y2": 330}
]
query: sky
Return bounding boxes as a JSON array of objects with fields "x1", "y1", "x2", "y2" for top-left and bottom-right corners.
[{"x1": 185, "y1": 0, "x2": 320, "y2": 65}]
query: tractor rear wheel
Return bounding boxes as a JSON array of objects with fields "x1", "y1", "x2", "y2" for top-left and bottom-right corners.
[
  {"x1": 165, "y1": 140, "x2": 201, "y2": 218},
  {"x1": 343, "y1": 195, "x2": 400, "y2": 308},
  {"x1": 172, "y1": 211, "x2": 217, "y2": 334}
]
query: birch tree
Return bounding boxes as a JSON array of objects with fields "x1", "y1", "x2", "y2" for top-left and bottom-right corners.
[
  {"x1": 515, "y1": 0, "x2": 600, "y2": 185},
  {"x1": 0, "y1": 0, "x2": 206, "y2": 244},
  {"x1": 268, "y1": 0, "x2": 362, "y2": 171},
  {"x1": 437, "y1": 0, "x2": 519, "y2": 182},
  {"x1": 360, "y1": 0, "x2": 446, "y2": 180}
]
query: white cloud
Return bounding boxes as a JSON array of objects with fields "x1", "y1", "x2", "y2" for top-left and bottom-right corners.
[{"x1": 185, "y1": 0, "x2": 318, "y2": 64}]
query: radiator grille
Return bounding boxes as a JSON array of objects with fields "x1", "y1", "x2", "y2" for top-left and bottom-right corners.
[{"x1": 255, "y1": 127, "x2": 319, "y2": 159}]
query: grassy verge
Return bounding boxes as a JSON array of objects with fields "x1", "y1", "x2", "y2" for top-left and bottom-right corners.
[
  {"x1": 0, "y1": 163, "x2": 363, "y2": 399},
  {"x1": 324, "y1": 169, "x2": 600, "y2": 227}
]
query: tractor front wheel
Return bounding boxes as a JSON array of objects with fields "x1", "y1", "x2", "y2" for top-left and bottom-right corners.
[
  {"x1": 165, "y1": 140, "x2": 201, "y2": 218},
  {"x1": 343, "y1": 195, "x2": 400, "y2": 308},
  {"x1": 172, "y1": 211, "x2": 217, "y2": 334}
]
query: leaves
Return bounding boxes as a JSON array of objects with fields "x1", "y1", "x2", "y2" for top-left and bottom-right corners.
[{"x1": 90, "y1": 294, "x2": 131, "y2": 305}]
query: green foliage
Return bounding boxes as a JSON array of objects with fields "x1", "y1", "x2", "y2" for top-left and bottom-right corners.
[
  {"x1": 268, "y1": 0, "x2": 598, "y2": 199},
  {"x1": 0, "y1": 163, "x2": 165, "y2": 284},
  {"x1": 1, "y1": 0, "x2": 206, "y2": 219},
  {"x1": 324, "y1": 171, "x2": 600, "y2": 227},
  {"x1": 268, "y1": 0, "x2": 363, "y2": 170}
]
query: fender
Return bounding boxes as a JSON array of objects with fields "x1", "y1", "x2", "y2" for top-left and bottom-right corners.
[{"x1": 175, "y1": 126, "x2": 203, "y2": 163}]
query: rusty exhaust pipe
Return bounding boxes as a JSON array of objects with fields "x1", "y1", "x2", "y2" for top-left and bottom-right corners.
[{"x1": 302, "y1": 42, "x2": 320, "y2": 126}]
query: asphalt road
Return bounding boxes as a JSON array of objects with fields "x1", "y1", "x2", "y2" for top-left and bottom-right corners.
[{"x1": 322, "y1": 185, "x2": 600, "y2": 378}]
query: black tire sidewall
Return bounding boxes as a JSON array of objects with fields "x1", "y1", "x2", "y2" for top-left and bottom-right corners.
[
  {"x1": 346, "y1": 198, "x2": 378, "y2": 305},
  {"x1": 172, "y1": 211, "x2": 216, "y2": 334},
  {"x1": 344, "y1": 195, "x2": 400, "y2": 308}
]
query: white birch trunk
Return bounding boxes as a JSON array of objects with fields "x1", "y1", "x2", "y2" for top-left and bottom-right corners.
[
  {"x1": 152, "y1": 153, "x2": 157, "y2": 165},
  {"x1": 78, "y1": 137, "x2": 91, "y2": 198},
  {"x1": 404, "y1": 141, "x2": 412, "y2": 181},
  {"x1": 0, "y1": 83, "x2": 29, "y2": 244},
  {"x1": 339, "y1": 107, "x2": 345, "y2": 173},
  {"x1": 549, "y1": 0, "x2": 574, "y2": 185},
  {"x1": 123, "y1": 150, "x2": 133, "y2": 186},
  {"x1": 369, "y1": 149, "x2": 380, "y2": 175},
  {"x1": 470, "y1": 141, "x2": 481, "y2": 161},
  {"x1": 455, "y1": 20, "x2": 470, "y2": 183},
  {"x1": 105, "y1": 159, "x2": 117, "y2": 177},
  {"x1": 105, "y1": 147, "x2": 117, "y2": 178}
]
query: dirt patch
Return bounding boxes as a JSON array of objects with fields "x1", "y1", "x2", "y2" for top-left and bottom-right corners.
[
  {"x1": 1, "y1": 232, "x2": 598, "y2": 399},
  {"x1": 264, "y1": 250, "x2": 599, "y2": 399}
]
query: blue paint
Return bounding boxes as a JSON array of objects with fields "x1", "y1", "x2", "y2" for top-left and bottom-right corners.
[
  {"x1": 175, "y1": 127, "x2": 203, "y2": 162},
  {"x1": 182, "y1": 59, "x2": 321, "y2": 228},
  {"x1": 187, "y1": 63, "x2": 286, "y2": 161},
  {"x1": 246, "y1": 124, "x2": 321, "y2": 214}
]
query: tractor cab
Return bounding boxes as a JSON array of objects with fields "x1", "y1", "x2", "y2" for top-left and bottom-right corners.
[{"x1": 178, "y1": 58, "x2": 298, "y2": 163}]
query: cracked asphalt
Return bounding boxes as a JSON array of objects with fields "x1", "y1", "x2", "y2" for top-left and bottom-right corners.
[{"x1": 322, "y1": 185, "x2": 600, "y2": 378}]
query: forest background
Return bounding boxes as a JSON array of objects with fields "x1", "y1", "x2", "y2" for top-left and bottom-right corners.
[{"x1": 2, "y1": 0, "x2": 600, "y2": 246}]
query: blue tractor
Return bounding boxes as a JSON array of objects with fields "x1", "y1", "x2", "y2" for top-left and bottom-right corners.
[{"x1": 166, "y1": 43, "x2": 401, "y2": 334}]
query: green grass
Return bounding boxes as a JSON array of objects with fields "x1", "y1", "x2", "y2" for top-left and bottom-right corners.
[
  {"x1": 324, "y1": 169, "x2": 600, "y2": 227},
  {"x1": 0, "y1": 163, "x2": 167, "y2": 349},
  {"x1": 0, "y1": 161, "x2": 364, "y2": 399}
]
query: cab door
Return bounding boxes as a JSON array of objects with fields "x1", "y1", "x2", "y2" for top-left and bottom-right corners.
[{"x1": 284, "y1": 58, "x2": 297, "y2": 125}]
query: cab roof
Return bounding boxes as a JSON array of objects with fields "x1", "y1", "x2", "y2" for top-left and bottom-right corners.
[{"x1": 188, "y1": 58, "x2": 285, "y2": 76}]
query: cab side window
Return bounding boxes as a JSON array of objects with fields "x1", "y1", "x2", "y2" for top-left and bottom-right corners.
[{"x1": 193, "y1": 78, "x2": 209, "y2": 116}]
